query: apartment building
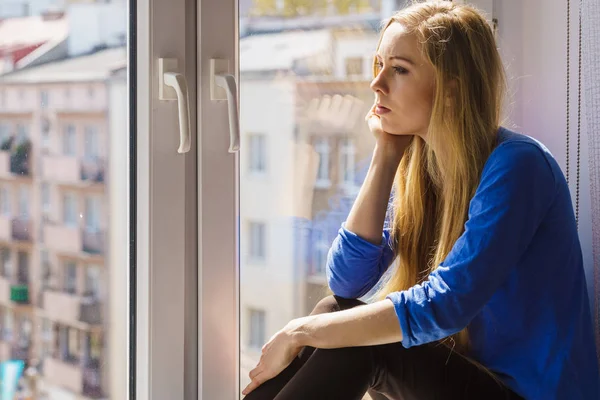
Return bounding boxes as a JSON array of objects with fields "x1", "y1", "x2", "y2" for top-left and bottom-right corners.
[{"x1": 0, "y1": 46, "x2": 126, "y2": 400}]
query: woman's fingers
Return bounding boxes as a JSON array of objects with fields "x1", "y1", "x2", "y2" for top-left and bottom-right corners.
[
  {"x1": 243, "y1": 370, "x2": 267, "y2": 396},
  {"x1": 249, "y1": 362, "x2": 263, "y2": 380}
]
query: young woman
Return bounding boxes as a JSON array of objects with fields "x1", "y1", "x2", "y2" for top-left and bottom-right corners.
[{"x1": 243, "y1": 1, "x2": 599, "y2": 399}]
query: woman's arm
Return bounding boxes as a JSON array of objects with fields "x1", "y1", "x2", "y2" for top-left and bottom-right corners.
[
  {"x1": 344, "y1": 137, "x2": 409, "y2": 245},
  {"x1": 289, "y1": 299, "x2": 402, "y2": 348}
]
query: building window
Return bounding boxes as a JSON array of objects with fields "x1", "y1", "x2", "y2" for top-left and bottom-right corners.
[
  {"x1": 63, "y1": 124, "x2": 77, "y2": 156},
  {"x1": 248, "y1": 134, "x2": 267, "y2": 174},
  {"x1": 0, "y1": 123, "x2": 9, "y2": 144},
  {"x1": 248, "y1": 222, "x2": 266, "y2": 261},
  {"x1": 85, "y1": 265, "x2": 101, "y2": 299},
  {"x1": 84, "y1": 126, "x2": 99, "y2": 159},
  {"x1": 40, "y1": 90, "x2": 49, "y2": 109},
  {"x1": 3, "y1": 309, "x2": 13, "y2": 341},
  {"x1": 18, "y1": 185, "x2": 29, "y2": 219},
  {"x1": 339, "y1": 138, "x2": 357, "y2": 190},
  {"x1": 16, "y1": 124, "x2": 28, "y2": 143},
  {"x1": 85, "y1": 196, "x2": 101, "y2": 232},
  {"x1": 248, "y1": 309, "x2": 266, "y2": 349},
  {"x1": 63, "y1": 193, "x2": 78, "y2": 227},
  {"x1": 64, "y1": 261, "x2": 77, "y2": 295},
  {"x1": 314, "y1": 138, "x2": 331, "y2": 188},
  {"x1": 41, "y1": 183, "x2": 50, "y2": 215},
  {"x1": 40, "y1": 249, "x2": 50, "y2": 288},
  {"x1": 17, "y1": 251, "x2": 28, "y2": 285},
  {"x1": 345, "y1": 57, "x2": 364, "y2": 78},
  {"x1": 0, "y1": 248, "x2": 11, "y2": 278},
  {"x1": 0, "y1": 186, "x2": 10, "y2": 216}
]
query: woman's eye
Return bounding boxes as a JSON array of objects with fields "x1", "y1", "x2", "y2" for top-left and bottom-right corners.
[{"x1": 393, "y1": 67, "x2": 408, "y2": 75}]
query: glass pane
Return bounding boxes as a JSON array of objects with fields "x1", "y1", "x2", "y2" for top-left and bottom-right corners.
[
  {"x1": 239, "y1": 0, "x2": 382, "y2": 396},
  {"x1": 0, "y1": 1, "x2": 128, "y2": 398}
]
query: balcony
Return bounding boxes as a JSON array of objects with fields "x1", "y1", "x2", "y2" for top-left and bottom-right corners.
[
  {"x1": 0, "y1": 277, "x2": 29, "y2": 306},
  {"x1": 43, "y1": 358, "x2": 103, "y2": 398},
  {"x1": 11, "y1": 217, "x2": 32, "y2": 242},
  {"x1": 10, "y1": 344, "x2": 30, "y2": 361},
  {"x1": 44, "y1": 225, "x2": 105, "y2": 256},
  {"x1": 82, "y1": 229, "x2": 105, "y2": 255},
  {"x1": 41, "y1": 156, "x2": 105, "y2": 185},
  {"x1": 10, "y1": 284, "x2": 28, "y2": 304},
  {"x1": 0, "y1": 216, "x2": 11, "y2": 241},
  {"x1": 43, "y1": 224, "x2": 81, "y2": 254},
  {"x1": 0, "y1": 151, "x2": 9, "y2": 177},
  {"x1": 9, "y1": 140, "x2": 31, "y2": 177},
  {"x1": 43, "y1": 290, "x2": 102, "y2": 325},
  {"x1": 41, "y1": 156, "x2": 79, "y2": 183}
]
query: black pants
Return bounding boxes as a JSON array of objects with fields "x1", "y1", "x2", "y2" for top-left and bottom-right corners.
[{"x1": 243, "y1": 295, "x2": 524, "y2": 400}]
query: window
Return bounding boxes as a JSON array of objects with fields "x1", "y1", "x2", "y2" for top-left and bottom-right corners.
[
  {"x1": 17, "y1": 251, "x2": 28, "y2": 285},
  {"x1": 84, "y1": 125, "x2": 99, "y2": 159},
  {"x1": 16, "y1": 123, "x2": 28, "y2": 142},
  {"x1": 63, "y1": 193, "x2": 78, "y2": 227},
  {"x1": 85, "y1": 196, "x2": 101, "y2": 231},
  {"x1": 248, "y1": 309, "x2": 266, "y2": 349},
  {"x1": 18, "y1": 185, "x2": 29, "y2": 219},
  {"x1": 248, "y1": 222, "x2": 266, "y2": 261},
  {"x1": 40, "y1": 249, "x2": 50, "y2": 288},
  {"x1": 85, "y1": 265, "x2": 101, "y2": 298},
  {"x1": 314, "y1": 137, "x2": 331, "y2": 188},
  {"x1": 3, "y1": 308, "x2": 13, "y2": 341},
  {"x1": 0, "y1": 123, "x2": 9, "y2": 144},
  {"x1": 339, "y1": 137, "x2": 357, "y2": 190},
  {"x1": 345, "y1": 57, "x2": 364, "y2": 77},
  {"x1": 63, "y1": 124, "x2": 77, "y2": 156},
  {"x1": 248, "y1": 134, "x2": 267, "y2": 174},
  {"x1": 40, "y1": 90, "x2": 49, "y2": 108},
  {"x1": 0, "y1": 248, "x2": 11, "y2": 278},
  {"x1": 41, "y1": 182, "x2": 50, "y2": 214},
  {"x1": 0, "y1": 186, "x2": 10, "y2": 216},
  {"x1": 64, "y1": 261, "x2": 77, "y2": 295}
]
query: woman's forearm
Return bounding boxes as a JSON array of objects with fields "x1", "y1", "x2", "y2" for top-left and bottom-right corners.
[
  {"x1": 345, "y1": 142, "x2": 406, "y2": 245},
  {"x1": 290, "y1": 299, "x2": 403, "y2": 349}
]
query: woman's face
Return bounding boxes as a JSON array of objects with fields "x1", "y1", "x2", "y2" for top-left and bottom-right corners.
[{"x1": 371, "y1": 22, "x2": 437, "y2": 139}]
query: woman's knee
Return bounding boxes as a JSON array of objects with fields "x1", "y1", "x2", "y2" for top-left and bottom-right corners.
[{"x1": 310, "y1": 295, "x2": 365, "y2": 315}]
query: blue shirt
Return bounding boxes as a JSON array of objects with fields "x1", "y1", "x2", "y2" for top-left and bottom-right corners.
[{"x1": 326, "y1": 127, "x2": 599, "y2": 400}]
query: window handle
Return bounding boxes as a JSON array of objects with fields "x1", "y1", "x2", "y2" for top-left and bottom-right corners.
[
  {"x1": 159, "y1": 58, "x2": 191, "y2": 154},
  {"x1": 211, "y1": 59, "x2": 240, "y2": 153},
  {"x1": 214, "y1": 74, "x2": 240, "y2": 153}
]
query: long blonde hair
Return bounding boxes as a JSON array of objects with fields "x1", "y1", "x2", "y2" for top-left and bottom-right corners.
[{"x1": 374, "y1": 1, "x2": 507, "y2": 356}]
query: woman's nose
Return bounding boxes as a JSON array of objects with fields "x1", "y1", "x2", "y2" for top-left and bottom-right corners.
[{"x1": 370, "y1": 73, "x2": 387, "y2": 95}]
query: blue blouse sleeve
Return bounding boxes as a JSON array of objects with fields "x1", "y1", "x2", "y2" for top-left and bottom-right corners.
[
  {"x1": 386, "y1": 142, "x2": 557, "y2": 348},
  {"x1": 326, "y1": 222, "x2": 396, "y2": 299}
]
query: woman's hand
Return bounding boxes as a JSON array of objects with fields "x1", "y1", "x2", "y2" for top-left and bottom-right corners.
[
  {"x1": 242, "y1": 318, "x2": 306, "y2": 396},
  {"x1": 365, "y1": 104, "x2": 413, "y2": 157}
]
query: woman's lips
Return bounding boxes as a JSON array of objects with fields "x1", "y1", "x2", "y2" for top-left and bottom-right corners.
[{"x1": 375, "y1": 105, "x2": 391, "y2": 115}]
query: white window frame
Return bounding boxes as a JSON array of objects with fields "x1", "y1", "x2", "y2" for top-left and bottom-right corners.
[
  {"x1": 197, "y1": 0, "x2": 238, "y2": 398},
  {"x1": 135, "y1": 0, "x2": 199, "y2": 398}
]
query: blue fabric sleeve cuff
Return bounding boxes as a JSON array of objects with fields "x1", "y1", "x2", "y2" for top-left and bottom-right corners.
[{"x1": 386, "y1": 291, "x2": 416, "y2": 348}]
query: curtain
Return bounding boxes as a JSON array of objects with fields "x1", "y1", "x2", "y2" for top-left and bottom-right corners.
[{"x1": 581, "y1": 0, "x2": 600, "y2": 364}]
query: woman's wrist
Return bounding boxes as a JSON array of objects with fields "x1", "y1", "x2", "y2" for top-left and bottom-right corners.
[
  {"x1": 373, "y1": 139, "x2": 406, "y2": 166},
  {"x1": 285, "y1": 315, "x2": 318, "y2": 349}
]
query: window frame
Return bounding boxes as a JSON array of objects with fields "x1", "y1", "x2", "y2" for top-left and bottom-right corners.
[{"x1": 133, "y1": 0, "x2": 198, "y2": 398}]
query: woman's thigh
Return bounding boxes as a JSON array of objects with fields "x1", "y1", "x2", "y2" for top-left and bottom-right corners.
[
  {"x1": 371, "y1": 338, "x2": 522, "y2": 400},
  {"x1": 313, "y1": 296, "x2": 521, "y2": 400}
]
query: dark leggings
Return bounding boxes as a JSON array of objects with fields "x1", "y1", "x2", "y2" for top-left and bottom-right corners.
[{"x1": 243, "y1": 295, "x2": 524, "y2": 400}]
